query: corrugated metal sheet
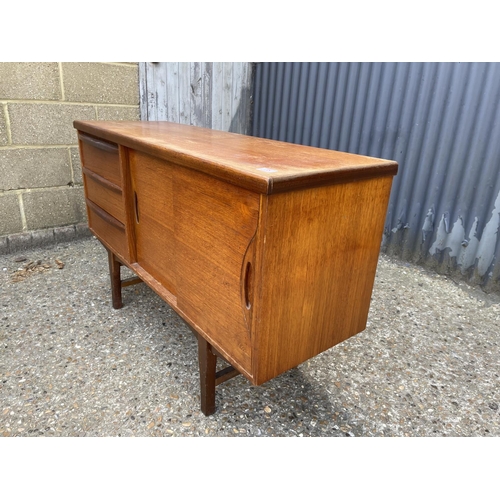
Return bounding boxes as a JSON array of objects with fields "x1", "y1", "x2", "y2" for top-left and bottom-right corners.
[
  {"x1": 139, "y1": 62, "x2": 254, "y2": 134},
  {"x1": 252, "y1": 62, "x2": 500, "y2": 292}
]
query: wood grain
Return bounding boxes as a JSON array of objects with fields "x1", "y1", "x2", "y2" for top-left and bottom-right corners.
[
  {"x1": 118, "y1": 145, "x2": 138, "y2": 264},
  {"x1": 83, "y1": 169, "x2": 125, "y2": 223},
  {"x1": 252, "y1": 176, "x2": 395, "y2": 384},
  {"x1": 174, "y1": 165, "x2": 260, "y2": 376},
  {"x1": 129, "y1": 150, "x2": 176, "y2": 295},
  {"x1": 74, "y1": 121, "x2": 398, "y2": 194},
  {"x1": 78, "y1": 132, "x2": 122, "y2": 187},
  {"x1": 86, "y1": 199, "x2": 129, "y2": 262},
  {"x1": 74, "y1": 120, "x2": 398, "y2": 408},
  {"x1": 141, "y1": 63, "x2": 253, "y2": 133}
]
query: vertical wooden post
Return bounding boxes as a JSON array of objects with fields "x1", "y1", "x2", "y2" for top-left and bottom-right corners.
[
  {"x1": 108, "y1": 250, "x2": 123, "y2": 309},
  {"x1": 197, "y1": 335, "x2": 217, "y2": 416}
]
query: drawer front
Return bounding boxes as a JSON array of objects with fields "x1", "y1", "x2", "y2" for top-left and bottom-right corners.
[
  {"x1": 79, "y1": 133, "x2": 121, "y2": 187},
  {"x1": 86, "y1": 199, "x2": 129, "y2": 262},
  {"x1": 84, "y1": 169, "x2": 125, "y2": 223}
]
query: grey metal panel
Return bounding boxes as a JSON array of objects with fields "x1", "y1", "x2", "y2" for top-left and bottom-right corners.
[
  {"x1": 252, "y1": 62, "x2": 500, "y2": 292},
  {"x1": 139, "y1": 62, "x2": 254, "y2": 134}
]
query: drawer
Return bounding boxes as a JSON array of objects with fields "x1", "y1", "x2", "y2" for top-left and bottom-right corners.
[
  {"x1": 83, "y1": 169, "x2": 125, "y2": 223},
  {"x1": 79, "y1": 132, "x2": 122, "y2": 187},
  {"x1": 86, "y1": 199, "x2": 129, "y2": 262}
]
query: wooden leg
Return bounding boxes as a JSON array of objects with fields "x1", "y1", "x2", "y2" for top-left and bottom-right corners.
[
  {"x1": 108, "y1": 250, "x2": 123, "y2": 309},
  {"x1": 197, "y1": 335, "x2": 217, "y2": 416}
]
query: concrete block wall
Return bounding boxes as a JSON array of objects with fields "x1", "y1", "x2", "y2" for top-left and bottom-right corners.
[{"x1": 0, "y1": 62, "x2": 140, "y2": 253}]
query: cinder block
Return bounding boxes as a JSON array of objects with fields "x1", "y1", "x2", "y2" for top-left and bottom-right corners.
[
  {"x1": 62, "y1": 63, "x2": 139, "y2": 105},
  {"x1": 7, "y1": 232, "x2": 32, "y2": 253},
  {"x1": 31, "y1": 228, "x2": 55, "y2": 248},
  {"x1": 70, "y1": 147, "x2": 83, "y2": 184},
  {"x1": 0, "y1": 235, "x2": 8, "y2": 254},
  {"x1": 0, "y1": 148, "x2": 72, "y2": 190},
  {"x1": 8, "y1": 103, "x2": 95, "y2": 145},
  {"x1": 0, "y1": 62, "x2": 61, "y2": 100},
  {"x1": 54, "y1": 225, "x2": 76, "y2": 243},
  {"x1": 23, "y1": 186, "x2": 87, "y2": 230},
  {"x1": 75, "y1": 222, "x2": 91, "y2": 238},
  {"x1": 0, "y1": 108, "x2": 8, "y2": 146},
  {"x1": 96, "y1": 106, "x2": 140, "y2": 121},
  {"x1": 0, "y1": 194, "x2": 23, "y2": 236}
]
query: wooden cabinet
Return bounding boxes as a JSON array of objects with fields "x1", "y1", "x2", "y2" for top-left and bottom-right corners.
[{"x1": 74, "y1": 120, "x2": 398, "y2": 414}]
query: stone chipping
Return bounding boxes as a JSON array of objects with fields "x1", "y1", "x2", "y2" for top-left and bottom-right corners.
[{"x1": 1, "y1": 236, "x2": 499, "y2": 437}]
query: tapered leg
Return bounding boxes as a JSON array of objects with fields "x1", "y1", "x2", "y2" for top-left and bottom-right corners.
[
  {"x1": 197, "y1": 335, "x2": 217, "y2": 416},
  {"x1": 108, "y1": 250, "x2": 123, "y2": 309}
]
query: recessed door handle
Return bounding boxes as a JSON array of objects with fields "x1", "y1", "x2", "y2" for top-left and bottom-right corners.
[
  {"x1": 244, "y1": 261, "x2": 252, "y2": 310},
  {"x1": 134, "y1": 191, "x2": 139, "y2": 223}
]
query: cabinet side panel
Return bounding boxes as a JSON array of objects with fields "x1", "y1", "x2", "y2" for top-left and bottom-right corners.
[
  {"x1": 129, "y1": 150, "x2": 176, "y2": 295},
  {"x1": 175, "y1": 166, "x2": 260, "y2": 376},
  {"x1": 253, "y1": 176, "x2": 394, "y2": 384}
]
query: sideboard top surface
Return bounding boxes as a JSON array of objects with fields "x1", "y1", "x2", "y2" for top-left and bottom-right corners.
[{"x1": 74, "y1": 120, "x2": 398, "y2": 194}]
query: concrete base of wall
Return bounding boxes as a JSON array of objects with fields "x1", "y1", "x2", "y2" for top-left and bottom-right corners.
[{"x1": 0, "y1": 223, "x2": 92, "y2": 255}]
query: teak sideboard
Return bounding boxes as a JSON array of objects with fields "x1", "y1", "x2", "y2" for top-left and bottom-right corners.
[{"x1": 74, "y1": 120, "x2": 398, "y2": 415}]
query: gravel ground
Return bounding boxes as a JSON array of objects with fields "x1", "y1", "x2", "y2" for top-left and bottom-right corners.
[{"x1": 1, "y1": 236, "x2": 499, "y2": 437}]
